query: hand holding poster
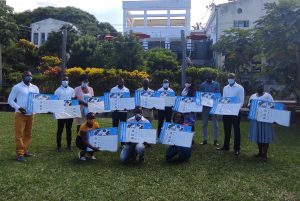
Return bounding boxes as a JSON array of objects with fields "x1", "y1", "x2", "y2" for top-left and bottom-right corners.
[
  {"x1": 104, "y1": 92, "x2": 135, "y2": 111},
  {"x1": 157, "y1": 91, "x2": 176, "y2": 107},
  {"x1": 84, "y1": 96, "x2": 110, "y2": 114},
  {"x1": 86, "y1": 127, "x2": 118, "y2": 152},
  {"x1": 120, "y1": 122, "x2": 157, "y2": 144},
  {"x1": 27, "y1": 92, "x2": 59, "y2": 114},
  {"x1": 249, "y1": 100, "x2": 291, "y2": 127},
  {"x1": 135, "y1": 90, "x2": 165, "y2": 110},
  {"x1": 54, "y1": 100, "x2": 81, "y2": 119},
  {"x1": 159, "y1": 122, "x2": 194, "y2": 148},
  {"x1": 173, "y1": 96, "x2": 203, "y2": 113},
  {"x1": 196, "y1": 91, "x2": 221, "y2": 107},
  {"x1": 210, "y1": 97, "x2": 242, "y2": 116}
]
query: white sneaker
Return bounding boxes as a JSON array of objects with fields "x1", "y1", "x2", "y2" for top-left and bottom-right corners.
[{"x1": 78, "y1": 151, "x2": 86, "y2": 161}]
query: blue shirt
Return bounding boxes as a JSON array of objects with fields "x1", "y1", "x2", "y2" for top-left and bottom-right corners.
[{"x1": 200, "y1": 81, "x2": 220, "y2": 93}]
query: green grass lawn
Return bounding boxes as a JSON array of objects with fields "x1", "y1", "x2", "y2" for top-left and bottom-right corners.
[{"x1": 0, "y1": 112, "x2": 299, "y2": 201}]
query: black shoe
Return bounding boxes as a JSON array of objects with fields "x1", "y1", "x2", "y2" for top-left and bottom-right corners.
[
  {"x1": 213, "y1": 140, "x2": 219, "y2": 146},
  {"x1": 216, "y1": 147, "x2": 229, "y2": 151},
  {"x1": 200, "y1": 140, "x2": 207, "y2": 145},
  {"x1": 233, "y1": 150, "x2": 240, "y2": 156},
  {"x1": 24, "y1": 152, "x2": 33, "y2": 157},
  {"x1": 56, "y1": 147, "x2": 61, "y2": 152},
  {"x1": 138, "y1": 155, "x2": 145, "y2": 163}
]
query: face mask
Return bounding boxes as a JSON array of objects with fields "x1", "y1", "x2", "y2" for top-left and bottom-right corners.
[
  {"x1": 118, "y1": 84, "x2": 124, "y2": 89},
  {"x1": 81, "y1": 82, "x2": 88, "y2": 88},
  {"x1": 135, "y1": 114, "x2": 142, "y2": 121},
  {"x1": 163, "y1": 83, "x2": 169, "y2": 88},
  {"x1": 24, "y1": 76, "x2": 32, "y2": 83},
  {"x1": 228, "y1": 79, "x2": 235, "y2": 85},
  {"x1": 62, "y1": 81, "x2": 69, "y2": 87},
  {"x1": 185, "y1": 83, "x2": 191, "y2": 88}
]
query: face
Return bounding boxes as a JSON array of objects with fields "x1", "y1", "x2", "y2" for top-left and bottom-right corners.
[
  {"x1": 87, "y1": 118, "x2": 95, "y2": 126},
  {"x1": 143, "y1": 79, "x2": 149, "y2": 88},
  {"x1": 22, "y1": 71, "x2": 33, "y2": 84},
  {"x1": 174, "y1": 113, "x2": 183, "y2": 124}
]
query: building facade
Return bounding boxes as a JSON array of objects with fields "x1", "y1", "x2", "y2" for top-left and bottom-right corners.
[{"x1": 30, "y1": 18, "x2": 73, "y2": 47}]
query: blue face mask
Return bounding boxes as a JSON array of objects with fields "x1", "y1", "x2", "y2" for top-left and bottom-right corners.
[
  {"x1": 81, "y1": 82, "x2": 88, "y2": 88},
  {"x1": 24, "y1": 76, "x2": 32, "y2": 83},
  {"x1": 228, "y1": 79, "x2": 235, "y2": 85}
]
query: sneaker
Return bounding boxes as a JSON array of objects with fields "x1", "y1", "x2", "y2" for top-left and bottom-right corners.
[
  {"x1": 56, "y1": 147, "x2": 61, "y2": 152},
  {"x1": 213, "y1": 141, "x2": 219, "y2": 146},
  {"x1": 200, "y1": 140, "x2": 207, "y2": 145},
  {"x1": 233, "y1": 150, "x2": 240, "y2": 156},
  {"x1": 17, "y1": 156, "x2": 26, "y2": 162},
  {"x1": 86, "y1": 153, "x2": 96, "y2": 160},
  {"x1": 24, "y1": 152, "x2": 33, "y2": 157},
  {"x1": 78, "y1": 151, "x2": 86, "y2": 161},
  {"x1": 216, "y1": 147, "x2": 229, "y2": 151},
  {"x1": 138, "y1": 155, "x2": 145, "y2": 163}
]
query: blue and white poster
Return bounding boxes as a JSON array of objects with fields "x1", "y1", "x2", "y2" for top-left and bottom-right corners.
[
  {"x1": 84, "y1": 96, "x2": 110, "y2": 114},
  {"x1": 104, "y1": 92, "x2": 135, "y2": 111},
  {"x1": 210, "y1": 97, "x2": 242, "y2": 116},
  {"x1": 87, "y1": 127, "x2": 118, "y2": 152},
  {"x1": 54, "y1": 100, "x2": 81, "y2": 119},
  {"x1": 157, "y1": 91, "x2": 176, "y2": 107},
  {"x1": 249, "y1": 100, "x2": 291, "y2": 127},
  {"x1": 27, "y1": 92, "x2": 59, "y2": 114},
  {"x1": 173, "y1": 96, "x2": 203, "y2": 113},
  {"x1": 120, "y1": 122, "x2": 157, "y2": 144},
  {"x1": 135, "y1": 90, "x2": 165, "y2": 110},
  {"x1": 159, "y1": 122, "x2": 194, "y2": 148},
  {"x1": 196, "y1": 91, "x2": 221, "y2": 107}
]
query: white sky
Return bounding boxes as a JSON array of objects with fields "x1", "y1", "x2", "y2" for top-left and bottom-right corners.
[{"x1": 7, "y1": 0, "x2": 228, "y2": 31}]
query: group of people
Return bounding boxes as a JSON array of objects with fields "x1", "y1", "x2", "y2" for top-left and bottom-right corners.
[{"x1": 8, "y1": 71, "x2": 275, "y2": 163}]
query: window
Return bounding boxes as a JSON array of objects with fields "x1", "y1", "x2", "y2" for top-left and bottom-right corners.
[
  {"x1": 41, "y1": 33, "x2": 46, "y2": 44},
  {"x1": 33, "y1": 33, "x2": 38, "y2": 45},
  {"x1": 233, "y1": 20, "x2": 249, "y2": 28}
]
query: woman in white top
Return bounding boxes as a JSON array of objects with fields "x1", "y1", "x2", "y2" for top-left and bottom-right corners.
[{"x1": 248, "y1": 83, "x2": 274, "y2": 161}]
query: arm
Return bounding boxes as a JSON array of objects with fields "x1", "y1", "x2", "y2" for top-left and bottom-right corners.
[
  {"x1": 240, "y1": 86, "x2": 245, "y2": 106},
  {"x1": 80, "y1": 131, "x2": 100, "y2": 151},
  {"x1": 8, "y1": 86, "x2": 20, "y2": 111}
]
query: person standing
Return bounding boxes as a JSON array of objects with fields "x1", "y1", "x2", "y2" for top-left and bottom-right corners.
[
  {"x1": 157, "y1": 79, "x2": 174, "y2": 137},
  {"x1": 74, "y1": 74, "x2": 94, "y2": 133},
  {"x1": 217, "y1": 73, "x2": 244, "y2": 156},
  {"x1": 200, "y1": 72, "x2": 220, "y2": 146},
  {"x1": 248, "y1": 83, "x2": 274, "y2": 161},
  {"x1": 181, "y1": 77, "x2": 196, "y2": 132},
  {"x1": 120, "y1": 107, "x2": 150, "y2": 163},
  {"x1": 54, "y1": 75, "x2": 75, "y2": 152},
  {"x1": 137, "y1": 78, "x2": 154, "y2": 122},
  {"x1": 110, "y1": 77, "x2": 130, "y2": 128},
  {"x1": 8, "y1": 71, "x2": 39, "y2": 162}
]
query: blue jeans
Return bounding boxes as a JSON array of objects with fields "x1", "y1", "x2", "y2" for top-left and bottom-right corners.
[
  {"x1": 166, "y1": 145, "x2": 191, "y2": 162},
  {"x1": 120, "y1": 143, "x2": 145, "y2": 163},
  {"x1": 202, "y1": 106, "x2": 218, "y2": 141}
]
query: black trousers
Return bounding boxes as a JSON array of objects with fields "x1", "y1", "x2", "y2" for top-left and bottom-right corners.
[
  {"x1": 222, "y1": 114, "x2": 241, "y2": 151},
  {"x1": 57, "y1": 118, "x2": 73, "y2": 148},
  {"x1": 112, "y1": 111, "x2": 127, "y2": 127},
  {"x1": 157, "y1": 107, "x2": 173, "y2": 137},
  {"x1": 76, "y1": 136, "x2": 94, "y2": 156}
]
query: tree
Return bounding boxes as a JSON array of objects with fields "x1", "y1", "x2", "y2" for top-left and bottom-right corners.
[
  {"x1": 144, "y1": 48, "x2": 179, "y2": 73},
  {"x1": 213, "y1": 28, "x2": 257, "y2": 76},
  {"x1": 255, "y1": 0, "x2": 300, "y2": 86}
]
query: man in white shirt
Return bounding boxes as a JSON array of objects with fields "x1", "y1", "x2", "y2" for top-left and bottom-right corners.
[
  {"x1": 120, "y1": 106, "x2": 150, "y2": 163},
  {"x1": 8, "y1": 71, "x2": 39, "y2": 162},
  {"x1": 110, "y1": 77, "x2": 130, "y2": 128},
  {"x1": 54, "y1": 75, "x2": 75, "y2": 152},
  {"x1": 217, "y1": 73, "x2": 244, "y2": 156},
  {"x1": 157, "y1": 79, "x2": 174, "y2": 137},
  {"x1": 136, "y1": 78, "x2": 154, "y2": 122}
]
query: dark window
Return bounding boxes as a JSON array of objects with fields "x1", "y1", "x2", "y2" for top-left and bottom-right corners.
[
  {"x1": 33, "y1": 33, "x2": 38, "y2": 45},
  {"x1": 233, "y1": 20, "x2": 249, "y2": 28},
  {"x1": 41, "y1": 33, "x2": 46, "y2": 44}
]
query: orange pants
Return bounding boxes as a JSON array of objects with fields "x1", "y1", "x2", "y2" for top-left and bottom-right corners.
[{"x1": 15, "y1": 112, "x2": 34, "y2": 156}]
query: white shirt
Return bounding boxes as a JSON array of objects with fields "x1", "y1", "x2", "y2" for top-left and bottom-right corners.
[
  {"x1": 127, "y1": 116, "x2": 150, "y2": 123},
  {"x1": 158, "y1": 87, "x2": 174, "y2": 93},
  {"x1": 223, "y1": 82, "x2": 245, "y2": 105},
  {"x1": 248, "y1": 92, "x2": 273, "y2": 107},
  {"x1": 110, "y1": 86, "x2": 130, "y2": 93},
  {"x1": 8, "y1": 81, "x2": 39, "y2": 113},
  {"x1": 137, "y1": 87, "x2": 154, "y2": 93},
  {"x1": 54, "y1": 86, "x2": 75, "y2": 100}
]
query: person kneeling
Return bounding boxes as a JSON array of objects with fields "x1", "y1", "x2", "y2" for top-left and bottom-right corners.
[
  {"x1": 120, "y1": 107, "x2": 150, "y2": 164},
  {"x1": 166, "y1": 112, "x2": 192, "y2": 163},
  {"x1": 76, "y1": 112, "x2": 100, "y2": 161}
]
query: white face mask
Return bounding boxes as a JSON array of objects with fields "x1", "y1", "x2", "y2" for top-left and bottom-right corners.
[
  {"x1": 62, "y1": 80, "x2": 69, "y2": 87},
  {"x1": 163, "y1": 83, "x2": 169, "y2": 88},
  {"x1": 228, "y1": 79, "x2": 235, "y2": 85},
  {"x1": 185, "y1": 83, "x2": 191, "y2": 88}
]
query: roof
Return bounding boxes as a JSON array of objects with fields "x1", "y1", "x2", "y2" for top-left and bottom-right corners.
[{"x1": 30, "y1": 18, "x2": 73, "y2": 26}]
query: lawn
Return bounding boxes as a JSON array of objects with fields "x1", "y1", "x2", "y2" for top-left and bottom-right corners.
[{"x1": 0, "y1": 112, "x2": 299, "y2": 201}]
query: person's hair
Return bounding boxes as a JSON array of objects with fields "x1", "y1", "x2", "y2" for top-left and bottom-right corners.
[
  {"x1": 80, "y1": 74, "x2": 88, "y2": 82},
  {"x1": 134, "y1": 106, "x2": 142, "y2": 114},
  {"x1": 172, "y1": 112, "x2": 184, "y2": 123},
  {"x1": 228, "y1": 73, "x2": 235, "y2": 78},
  {"x1": 184, "y1": 77, "x2": 195, "y2": 96},
  {"x1": 86, "y1": 112, "x2": 95, "y2": 119},
  {"x1": 117, "y1": 77, "x2": 124, "y2": 83}
]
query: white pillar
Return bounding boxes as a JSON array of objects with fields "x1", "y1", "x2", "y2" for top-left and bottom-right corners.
[
  {"x1": 186, "y1": 9, "x2": 191, "y2": 34},
  {"x1": 167, "y1": 10, "x2": 171, "y2": 27},
  {"x1": 165, "y1": 38, "x2": 170, "y2": 49},
  {"x1": 123, "y1": 9, "x2": 127, "y2": 32},
  {"x1": 37, "y1": 32, "x2": 41, "y2": 47},
  {"x1": 143, "y1": 39, "x2": 148, "y2": 50},
  {"x1": 144, "y1": 10, "x2": 147, "y2": 28}
]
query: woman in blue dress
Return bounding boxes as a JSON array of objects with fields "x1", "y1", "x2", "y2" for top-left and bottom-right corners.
[{"x1": 248, "y1": 83, "x2": 274, "y2": 161}]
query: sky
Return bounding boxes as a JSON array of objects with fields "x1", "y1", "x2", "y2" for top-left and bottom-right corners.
[{"x1": 6, "y1": 0, "x2": 229, "y2": 31}]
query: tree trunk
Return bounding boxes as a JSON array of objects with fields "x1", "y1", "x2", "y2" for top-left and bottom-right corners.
[
  {"x1": 0, "y1": 44, "x2": 2, "y2": 92},
  {"x1": 296, "y1": 43, "x2": 300, "y2": 85}
]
